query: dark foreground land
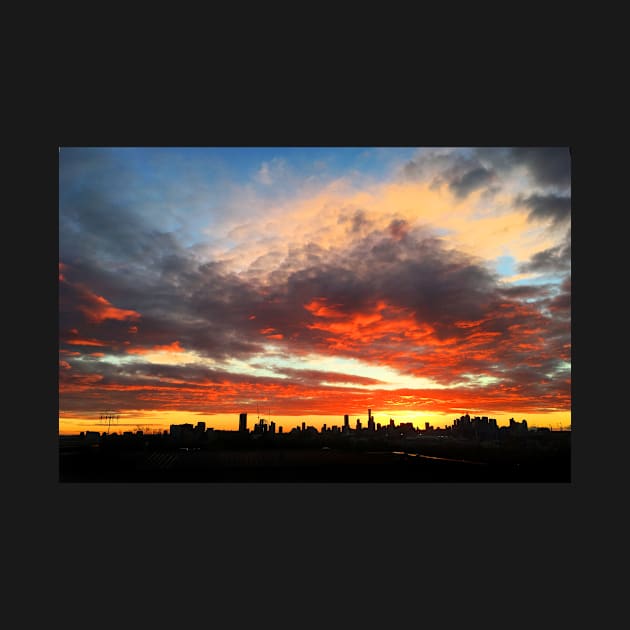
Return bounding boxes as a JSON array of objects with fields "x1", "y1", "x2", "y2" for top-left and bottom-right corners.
[{"x1": 59, "y1": 431, "x2": 571, "y2": 482}]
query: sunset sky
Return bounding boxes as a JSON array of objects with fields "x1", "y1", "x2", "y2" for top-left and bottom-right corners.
[{"x1": 59, "y1": 147, "x2": 571, "y2": 434}]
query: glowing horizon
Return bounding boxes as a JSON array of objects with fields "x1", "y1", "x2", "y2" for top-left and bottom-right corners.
[{"x1": 58, "y1": 409, "x2": 571, "y2": 436}]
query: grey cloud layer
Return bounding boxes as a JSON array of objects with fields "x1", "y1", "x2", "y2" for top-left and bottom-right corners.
[
  {"x1": 516, "y1": 193, "x2": 571, "y2": 226},
  {"x1": 402, "y1": 150, "x2": 497, "y2": 198},
  {"x1": 518, "y1": 228, "x2": 571, "y2": 274},
  {"x1": 403, "y1": 147, "x2": 570, "y2": 195},
  {"x1": 475, "y1": 147, "x2": 570, "y2": 189}
]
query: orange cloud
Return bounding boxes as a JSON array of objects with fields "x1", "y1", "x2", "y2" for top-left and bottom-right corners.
[
  {"x1": 60, "y1": 349, "x2": 81, "y2": 356},
  {"x1": 304, "y1": 298, "x2": 345, "y2": 318},
  {"x1": 126, "y1": 341, "x2": 185, "y2": 355},
  {"x1": 214, "y1": 180, "x2": 556, "y2": 279},
  {"x1": 59, "y1": 366, "x2": 569, "y2": 419},
  {"x1": 79, "y1": 293, "x2": 141, "y2": 324},
  {"x1": 259, "y1": 327, "x2": 284, "y2": 340},
  {"x1": 60, "y1": 267, "x2": 142, "y2": 324},
  {"x1": 66, "y1": 338, "x2": 109, "y2": 347},
  {"x1": 305, "y1": 299, "x2": 432, "y2": 346}
]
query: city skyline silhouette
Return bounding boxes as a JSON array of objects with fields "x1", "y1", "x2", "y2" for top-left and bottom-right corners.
[{"x1": 60, "y1": 408, "x2": 571, "y2": 482}]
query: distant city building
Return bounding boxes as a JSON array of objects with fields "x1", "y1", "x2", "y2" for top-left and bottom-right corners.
[
  {"x1": 254, "y1": 418, "x2": 268, "y2": 434},
  {"x1": 449, "y1": 413, "x2": 531, "y2": 440},
  {"x1": 508, "y1": 418, "x2": 528, "y2": 435},
  {"x1": 169, "y1": 422, "x2": 208, "y2": 443},
  {"x1": 239, "y1": 413, "x2": 247, "y2": 433},
  {"x1": 170, "y1": 423, "x2": 194, "y2": 440},
  {"x1": 84, "y1": 431, "x2": 100, "y2": 444}
]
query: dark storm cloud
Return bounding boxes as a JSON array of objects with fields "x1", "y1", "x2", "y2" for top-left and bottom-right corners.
[
  {"x1": 497, "y1": 360, "x2": 569, "y2": 391},
  {"x1": 476, "y1": 147, "x2": 571, "y2": 189},
  {"x1": 547, "y1": 275, "x2": 571, "y2": 314},
  {"x1": 388, "y1": 219, "x2": 410, "y2": 241},
  {"x1": 498, "y1": 284, "x2": 555, "y2": 300},
  {"x1": 337, "y1": 208, "x2": 373, "y2": 234},
  {"x1": 90, "y1": 360, "x2": 257, "y2": 386},
  {"x1": 508, "y1": 147, "x2": 570, "y2": 189},
  {"x1": 449, "y1": 166, "x2": 495, "y2": 198},
  {"x1": 60, "y1": 254, "x2": 268, "y2": 362},
  {"x1": 549, "y1": 290, "x2": 571, "y2": 313},
  {"x1": 59, "y1": 149, "x2": 177, "y2": 267},
  {"x1": 60, "y1": 187, "x2": 188, "y2": 274},
  {"x1": 402, "y1": 150, "x2": 497, "y2": 198},
  {"x1": 518, "y1": 230, "x2": 571, "y2": 274},
  {"x1": 61, "y1": 213, "x2": 506, "y2": 364},
  {"x1": 401, "y1": 150, "x2": 453, "y2": 181},
  {"x1": 519, "y1": 246, "x2": 569, "y2": 274},
  {"x1": 401, "y1": 147, "x2": 570, "y2": 195},
  {"x1": 516, "y1": 193, "x2": 571, "y2": 226},
  {"x1": 280, "y1": 224, "x2": 500, "y2": 341},
  {"x1": 369, "y1": 228, "x2": 498, "y2": 324}
]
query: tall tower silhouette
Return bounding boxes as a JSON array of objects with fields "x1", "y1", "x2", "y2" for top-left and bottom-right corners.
[{"x1": 100, "y1": 410, "x2": 119, "y2": 434}]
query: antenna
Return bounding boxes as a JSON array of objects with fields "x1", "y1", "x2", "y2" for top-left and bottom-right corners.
[{"x1": 100, "y1": 410, "x2": 119, "y2": 434}]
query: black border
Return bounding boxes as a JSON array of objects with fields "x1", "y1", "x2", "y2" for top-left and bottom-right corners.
[{"x1": 35, "y1": 87, "x2": 589, "y2": 623}]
